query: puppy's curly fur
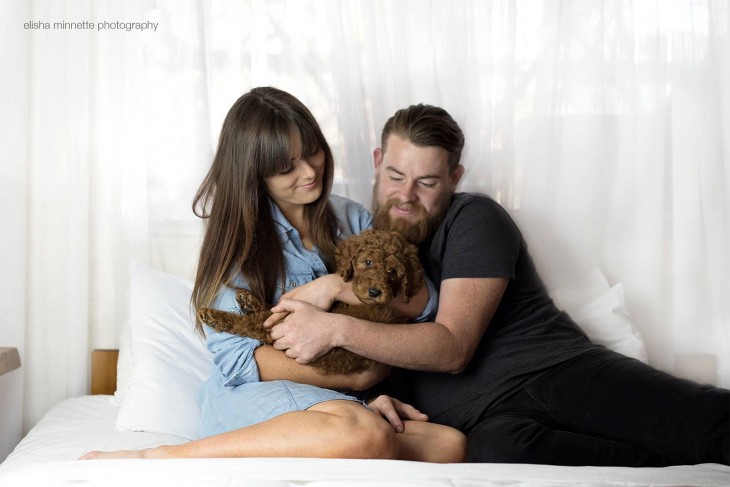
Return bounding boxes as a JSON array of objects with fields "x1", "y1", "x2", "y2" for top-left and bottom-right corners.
[{"x1": 197, "y1": 230, "x2": 425, "y2": 374}]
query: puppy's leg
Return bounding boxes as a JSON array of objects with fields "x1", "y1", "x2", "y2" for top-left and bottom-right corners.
[{"x1": 197, "y1": 308, "x2": 273, "y2": 343}]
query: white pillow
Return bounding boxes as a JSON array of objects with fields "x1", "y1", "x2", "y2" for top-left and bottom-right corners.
[
  {"x1": 116, "y1": 261, "x2": 211, "y2": 440},
  {"x1": 550, "y1": 269, "x2": 648, "y2": 363},
  {"x1": 570, "y1": 284, "x2": 648, "y2": 362},
  {"x1": 113, "y1": 321, "x2": 133, "y2": 405}
]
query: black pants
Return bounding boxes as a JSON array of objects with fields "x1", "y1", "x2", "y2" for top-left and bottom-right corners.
[{"x1": 467, "y1": 348, "x2": 730, "y2": 466}]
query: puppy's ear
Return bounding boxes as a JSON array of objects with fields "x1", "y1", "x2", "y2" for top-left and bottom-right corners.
[
  {"x1": 335, "y1": 234, "x2": 364, "y2": 282},
  {"x1": 400, "y1": 243, "x2": 425, "y2": 303}
]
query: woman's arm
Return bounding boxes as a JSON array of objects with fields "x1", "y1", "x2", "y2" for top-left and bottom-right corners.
[
  {"x1": 254, "y1": 345, "x2": 389, "y2": 391},
  {"x1": 209, "y1": 272, "x2": 390, "y2": 390},
  {"x1": 264, "y1": 273, "x2": 432, "y2": 328},
  {"x1": 279, "y1": 274, "x2": 357, "y2": 309}
]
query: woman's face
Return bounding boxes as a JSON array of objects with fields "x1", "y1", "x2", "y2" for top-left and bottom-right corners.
[{"x1": 264, "y1": 134, "x2": 325, "y2": 212}]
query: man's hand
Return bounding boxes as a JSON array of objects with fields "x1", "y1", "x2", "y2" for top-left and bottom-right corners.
[
  {"x1": 367, "y1": 395, "x2": 429, "y2": 432},
  {"x1": 267, "y1": 298, "x2": 339, "y2": 363},
  {"x1": 254, "y1": 345, "x2": 391, "y2": 390}
]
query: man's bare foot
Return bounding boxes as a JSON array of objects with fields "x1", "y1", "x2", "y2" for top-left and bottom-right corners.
[{"x1": 79, "y1": 447, "x2": 173, "y2": 460}]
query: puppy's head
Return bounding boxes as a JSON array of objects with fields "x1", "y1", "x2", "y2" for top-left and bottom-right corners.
[{"x1": 335, "y1": 230, "x2": 425, "y2": 305}]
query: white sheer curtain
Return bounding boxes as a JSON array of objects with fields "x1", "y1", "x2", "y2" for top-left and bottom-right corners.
[{"x1": 2, "y1": 0, "x2": 728, "y2": 446}]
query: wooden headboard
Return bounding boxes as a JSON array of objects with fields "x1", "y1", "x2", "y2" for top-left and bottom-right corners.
[{"x1": 91, "y1": 349, "x2": 119, "y2": 395}]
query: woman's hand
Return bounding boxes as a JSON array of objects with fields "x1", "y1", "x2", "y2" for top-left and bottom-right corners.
[
  {"x1": 264, "y1": 274, "x2": 353, "y2": 327},
  {"x1": 367, "y1": 395, "x2": 429, "y2": 432},
  {"x1": 282, "y1": 274, "x2": 344, "y2": 309}
]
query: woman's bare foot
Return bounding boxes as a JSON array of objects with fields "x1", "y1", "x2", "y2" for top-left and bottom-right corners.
[{"x1": 79, "y1": 447, "x2": 173, "y2": 460}]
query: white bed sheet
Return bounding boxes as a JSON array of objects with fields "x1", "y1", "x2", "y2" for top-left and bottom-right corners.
[{"x1": 0, "y1": 395, "x2": 728, "y2": 487}]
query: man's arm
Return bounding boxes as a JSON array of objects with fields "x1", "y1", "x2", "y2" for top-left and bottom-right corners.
[{"x1": 268, "y1": 277, "x2": 508, "y2": 373}]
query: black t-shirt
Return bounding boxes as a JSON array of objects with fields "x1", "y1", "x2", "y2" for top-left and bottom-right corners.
[{"x1": 385, "y1": 193, "x2": 600, "y2": 432}]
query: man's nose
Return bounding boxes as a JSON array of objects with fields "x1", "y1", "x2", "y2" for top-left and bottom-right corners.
[{"x1": 397, "y1": 181, "x2": 417, "y2": 202}]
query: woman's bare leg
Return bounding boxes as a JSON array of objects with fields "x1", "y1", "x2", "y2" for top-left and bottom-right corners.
[
  {"x1": 81, "y1": 400, "x2": 398, "y2": 460},
  {"x1": 395, "y1": 420, "x2": 466, "y2": 463}
]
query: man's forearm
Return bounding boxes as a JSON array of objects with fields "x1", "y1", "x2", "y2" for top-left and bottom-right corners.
[
  {"x1": 270, "y1": 278, "x2": 501, "y2": 374},
  {"x1": 332, "y1": 315, "x2": 466, "y2": 373}
]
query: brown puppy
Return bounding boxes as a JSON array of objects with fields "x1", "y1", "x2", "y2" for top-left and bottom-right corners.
[{"x1": 197, "y1": 230, "x2": 425, "y2": 374}]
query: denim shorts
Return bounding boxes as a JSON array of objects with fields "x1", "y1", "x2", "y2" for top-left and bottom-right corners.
[{"x1": 198, "y1": 376, "x2": 365, "y2": 438}]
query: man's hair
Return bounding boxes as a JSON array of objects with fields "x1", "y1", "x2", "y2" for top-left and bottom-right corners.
[{"x1": 381, "y1": 104, "x2": 465, "y2": 171}]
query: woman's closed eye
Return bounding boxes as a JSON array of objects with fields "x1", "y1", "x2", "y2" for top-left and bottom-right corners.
[{"x1": 306, "y1": 147, "x2": 322, "y2": 160}]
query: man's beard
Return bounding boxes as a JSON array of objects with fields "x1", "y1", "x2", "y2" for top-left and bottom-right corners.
[{"x1": 371, "y1": 188, "x2": 451, "y2": 245}]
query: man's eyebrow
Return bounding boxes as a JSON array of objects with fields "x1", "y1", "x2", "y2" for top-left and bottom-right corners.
[
  {"x1": 385, "y1": 166, "x2": 440, "y2": 180},
  {"x1": 385, "y1": 166, "x2": 405, "y2": 176}
]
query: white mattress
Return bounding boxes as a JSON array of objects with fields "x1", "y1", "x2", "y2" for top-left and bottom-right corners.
[{"x1": 0, "y1": 395, "x2": 728, "y2": 487}]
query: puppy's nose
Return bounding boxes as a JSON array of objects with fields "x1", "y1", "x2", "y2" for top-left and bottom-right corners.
[{"x1": 368, "y1": 288, "x2": 382, "y2": 298}]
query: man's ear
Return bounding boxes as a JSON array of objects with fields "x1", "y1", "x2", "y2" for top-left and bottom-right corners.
[
  {"x1": 373, "y1": 148, "x2": 384, "y2": 171},
  {"x1": 450, "y1": 164, "x2": 465, "y2": 191}
]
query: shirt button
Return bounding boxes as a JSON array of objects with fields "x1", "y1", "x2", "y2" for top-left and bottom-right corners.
[{"x1": 289, "y1": 281, "x2": 297, "y2": 288}]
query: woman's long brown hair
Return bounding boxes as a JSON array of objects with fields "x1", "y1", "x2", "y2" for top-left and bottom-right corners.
[{"x1": 191, "y1": 87, "x2": 340, "y2": 334}]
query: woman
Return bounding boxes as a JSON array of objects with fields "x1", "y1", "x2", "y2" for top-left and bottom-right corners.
[{"x1": 82, "y1": 87, "x2": 465, "y2": 462}]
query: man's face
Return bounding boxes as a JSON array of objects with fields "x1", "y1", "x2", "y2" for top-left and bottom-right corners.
[{"x1": 372, "y1": 134, "x2": 464, "y2": 244}]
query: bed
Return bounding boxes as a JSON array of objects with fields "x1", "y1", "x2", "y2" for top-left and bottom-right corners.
[{"x1": 1, "y1": 262, "x2": 728, "y2": 486}]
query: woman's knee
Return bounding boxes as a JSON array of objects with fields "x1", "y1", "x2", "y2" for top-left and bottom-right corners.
[
  {"x1": 315, "y1": 401, "x2": 398, "y2": 459},
  {"x1": 346, "y1": 406, "x2": 398, "y2": 459}
]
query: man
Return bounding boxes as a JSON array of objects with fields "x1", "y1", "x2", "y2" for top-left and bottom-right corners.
[{"x1": 266, "y1": 104, "x2": 730, "y2": 466}]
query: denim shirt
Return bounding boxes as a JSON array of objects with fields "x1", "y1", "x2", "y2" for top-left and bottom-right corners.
[{"x1": 204, "y1": 194, "x2": 438, "y2": 389}]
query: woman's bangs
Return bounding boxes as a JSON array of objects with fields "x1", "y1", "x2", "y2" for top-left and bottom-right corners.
[
  {"x1": 295, "y1": 120, "x2": 322, "y2": 157},
  {"x1": 257, "y1": 120, "x2": 295, "y2": 178}
]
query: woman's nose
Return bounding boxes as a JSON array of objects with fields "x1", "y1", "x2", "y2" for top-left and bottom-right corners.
[{"x1": 295, "y1": 159, "x2": 316, "y2": 179}]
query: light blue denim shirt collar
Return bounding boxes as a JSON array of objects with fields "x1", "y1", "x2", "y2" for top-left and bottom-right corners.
[
  {"x1": 267, "y1": 196, "x2": 327, "y2": 259},
  {"x1": 267, "y1": 196, "x2": 345, "y2": 241},
  {"x1": 268, "y1": 197, "x2": 296, "y2": 237}
]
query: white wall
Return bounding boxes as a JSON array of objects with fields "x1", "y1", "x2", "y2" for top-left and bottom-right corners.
[{"x1": 0, "y1": 0, "x2": 29, "y2": 461}]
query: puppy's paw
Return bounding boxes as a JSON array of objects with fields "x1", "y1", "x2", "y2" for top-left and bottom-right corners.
[{"x1": 235, "y1": 289, "x2": 264, "y2": 313}]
